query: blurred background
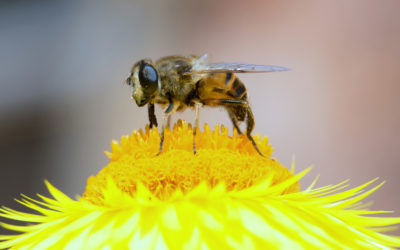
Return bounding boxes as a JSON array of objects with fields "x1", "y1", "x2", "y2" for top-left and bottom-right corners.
[{"x1": 1, "y1": 0, "x2": 399, "y2": 234}]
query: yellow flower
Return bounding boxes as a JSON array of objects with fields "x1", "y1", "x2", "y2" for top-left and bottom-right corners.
[{"x1": 1, "y1": 120, "x2": 400, "y2": 249}]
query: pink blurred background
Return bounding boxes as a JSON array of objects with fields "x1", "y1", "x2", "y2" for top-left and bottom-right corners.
[{"x1": 1, "y1": 0, "x2": 399, "y2": 234}]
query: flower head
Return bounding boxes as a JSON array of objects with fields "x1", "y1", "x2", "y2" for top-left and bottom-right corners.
[
  {"x1": 1, "y1": 121, "x2": 400, "y2": 249},
  {"x1": 84, "y1": 121, "x2": 296, "y2": 204}
]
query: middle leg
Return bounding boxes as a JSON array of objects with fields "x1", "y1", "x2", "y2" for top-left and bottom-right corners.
[
  {"x1": 157, "y1": 101, "x2": 175, "y2": 156},
  {"x1": 193, "y1": 102, "x2": 202, "y2": 154},
  {"x1": 157, "y1": 114, "x2": 169, "y2": 156}
]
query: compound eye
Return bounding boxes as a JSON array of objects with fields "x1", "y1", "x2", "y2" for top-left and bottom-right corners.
[{"x1": 139, "y1": 62, "x2": 158, "y2": 94}]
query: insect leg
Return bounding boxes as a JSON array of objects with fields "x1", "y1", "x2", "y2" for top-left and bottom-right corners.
[
  {"x1": 204, "y1": 98, "x2": 245, "y2": 134},
  {"x1": 148, "y1": 103, "x2": 158, "y2": 128},
  {"x1": 167, "y1": 115, "x2": 171, "y2": 129},
  {"x1": 229, "y1": 114, "x2": 243, "y2": 135},
  {"x1": 203, "y1": 98, "x2": 264, "y2": 157},
  {"x1": 157, "y1": 101, "x2": 174, "y2": 156},
  {"x1": 193, "y1": 102, "x2": 202, "y2": 154},
  {"x1": 246, "y1": 108, "x2": 265, "y2": 157},
  {"x1": 203, "y1": 99, "x2": 247, "y2": 106}
]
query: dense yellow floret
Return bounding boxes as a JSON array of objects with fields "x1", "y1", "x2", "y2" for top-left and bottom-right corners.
[{"x1": 83, "y1": 121, "x2": 298, "y2": 204}]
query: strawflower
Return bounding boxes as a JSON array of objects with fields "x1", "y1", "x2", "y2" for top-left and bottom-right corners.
[{"x1": 1, "y1": 121, "x2": 400, "y2": 249}]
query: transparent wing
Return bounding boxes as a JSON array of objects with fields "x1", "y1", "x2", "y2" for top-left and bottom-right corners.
[{"x1": 189, "y1": 61, "x2": 290, "y2": 74}]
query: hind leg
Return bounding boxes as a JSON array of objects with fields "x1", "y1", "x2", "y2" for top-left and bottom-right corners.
[
  {"x1": 245, "y1": 107, "x2": 265, "y2": 157},
  {"x1": 204, "y1": 98, "x2": 246, "y2": 135},
  {"x1": 204, "y1": 98, "x2": 264, "y2": 157},
  {"x1": 228, "y1": 112, "x2": 243, "y2": 135}
]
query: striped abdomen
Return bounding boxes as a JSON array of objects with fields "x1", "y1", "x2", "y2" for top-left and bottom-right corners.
[
  {"x1": 197, "y1": 72, "x2": 248, "y2": 103},
  {"x1": 197, "y1": 72, "x2": 249, "y2": 122},
  {"x1": 223, "y1": 72, "x2": 248, "y2": 99}
]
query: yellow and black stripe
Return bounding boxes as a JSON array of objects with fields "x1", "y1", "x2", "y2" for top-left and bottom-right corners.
[{"x1": 221, "y1": 72, "x2": 247, "y2": 99}]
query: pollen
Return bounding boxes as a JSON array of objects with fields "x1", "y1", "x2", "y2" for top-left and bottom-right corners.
[{"x1": 83, "y1": 121, "x2": 299, "y2": 204}]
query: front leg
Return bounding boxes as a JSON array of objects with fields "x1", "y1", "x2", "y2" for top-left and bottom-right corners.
[{"x1": 148, "y1": 103, "x2": 158, "y2": 128}]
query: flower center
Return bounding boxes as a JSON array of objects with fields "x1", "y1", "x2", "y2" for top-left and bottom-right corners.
[{"x1": 82, "y1": 121, "x2": 299, "y2": 204}]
